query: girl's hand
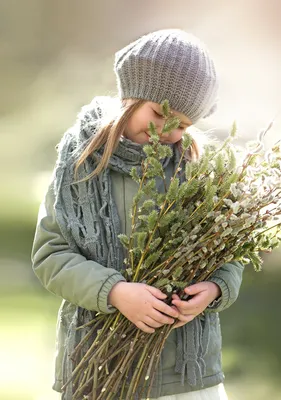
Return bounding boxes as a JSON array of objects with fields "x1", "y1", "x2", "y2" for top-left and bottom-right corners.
[
  {"x1": 171, "y1": 282, "x2": 221, "y2": 329},
  {"x1": 108, "y1": 282, "x2": 179, "y2": 334}
]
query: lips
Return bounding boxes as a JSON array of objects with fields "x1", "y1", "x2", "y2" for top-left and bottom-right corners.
[{"x1": 144, "y1": 132, "x2": 151, "y2": 141}]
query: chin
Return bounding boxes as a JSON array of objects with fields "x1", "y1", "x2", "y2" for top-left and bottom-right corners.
[{"x1": 137, "y1": 132, "x2": 150, "y2": 144}]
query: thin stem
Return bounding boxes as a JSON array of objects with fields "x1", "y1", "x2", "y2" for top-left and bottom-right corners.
[
  {"x1": 255, "y1": 221, "x2": 281, "y2": 238},
  {"x1": 124, "y1": 342, "x2": 149, "y2": 399},
  {"x1": 75, "y1": 314, "x2": 103, "y2": 330},
  {"x1": 130, "y1": 334, "x2": 155, "y2": 394},
  {"x1": 145, "y1": 325, "x2": 171, "y2": 399},
  {"x1": 118, "y1": 362, "x2": 131, "y2": 399},
  {"x1": 62, "y1": 314, "x2": 116, "y2": 391},
  {"x1": 71, "y1": 321, "x2": 101, "y2": 361},
  {"x1": 91, "y1": 362, "x2": 99, "y2": 400}
]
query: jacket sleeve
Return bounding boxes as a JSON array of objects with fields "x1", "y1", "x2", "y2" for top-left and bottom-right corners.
[
  {"x1": 205, "y1": 261, "x2": 244, "y2": 313},
  {"x1": 31, "y1": 183, "x2": 126, "y2": 314}
]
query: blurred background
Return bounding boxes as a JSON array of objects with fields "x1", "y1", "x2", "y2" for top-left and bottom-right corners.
[{"x1": 1, "y1": 1, "x2": 281, "y2": 399}]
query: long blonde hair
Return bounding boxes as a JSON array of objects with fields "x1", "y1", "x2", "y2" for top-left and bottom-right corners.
[{"x1": 74, "y1": 98, "x2": 200, "y2": 181}]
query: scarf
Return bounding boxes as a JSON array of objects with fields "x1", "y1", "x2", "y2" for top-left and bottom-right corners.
[{"x1": 53, "y1": 96, "x2": 209, "y2": 398}]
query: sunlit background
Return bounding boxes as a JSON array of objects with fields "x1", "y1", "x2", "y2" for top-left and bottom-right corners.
[{"x1": 1, "y1": 1, "x2": 281, "y2": 399}]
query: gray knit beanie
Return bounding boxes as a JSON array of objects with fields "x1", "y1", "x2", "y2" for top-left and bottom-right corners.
[{"x1": 114, "y1": 29, "x2": 219, "y2": 124}]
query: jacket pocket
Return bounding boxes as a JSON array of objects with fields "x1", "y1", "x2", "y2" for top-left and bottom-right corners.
[
  {"x1": 161, "y1": 329, "x2": 177, "y2": 370},
  {"x1": 204, "y1": 312, "x2": 222, "y2": 377}
]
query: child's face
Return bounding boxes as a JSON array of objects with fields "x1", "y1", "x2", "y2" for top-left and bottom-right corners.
[{"x1": 123, "y1": 100, "x2": 192, "y2": 145}]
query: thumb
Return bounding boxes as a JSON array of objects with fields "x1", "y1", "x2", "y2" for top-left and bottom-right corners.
[
  {"x1": 184, "y1": 282, "x2": 205, "y2": 295},
  {"x1": 146, "y1": 285, "x2": 167, "y2": 299}
]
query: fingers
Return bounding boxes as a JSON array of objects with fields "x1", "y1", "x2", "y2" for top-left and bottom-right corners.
[
  {"x1": 172, "y1": 292, "x2": 201, "y2": 309},
  {"x1": 174, "y1": 296, "x2": 200, "y2": 309},
  {"x1": 150, "y1": 309, "x2": 176, "y2": 325},
  {"x1": 172, "y1": 294, "x2": 203, "y2": 314},
  {"x1": 172, "y1": 301, "x2": 199, "y2": 315},
  {"x1": 177, "y1": 313, "x2": 194, "y2": 323},
  {"x1": 143, "y1": 316, "x2": 165, "y2": 329},
  {"x1": 135, "y1": 321, "x2": 155, "y2": 334},
  {"x1": 146, "y1": 285, "x2": 167, "y2": 300},
  {"x1": 172, "y1": 314, "x2": 195, "y2": 329},
  {"x1": 153, "y1": 298, "x2": 179, "y2": 318},
  {"x1": 184, "y1": 282, "x2": 206, "y2": 296}
]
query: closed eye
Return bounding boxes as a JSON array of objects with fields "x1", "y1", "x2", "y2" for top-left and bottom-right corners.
[
  {"x1": 153, "y1": 110, "x2": 163, "y2": 117},
  {"x1": 153, "y1": 109, "x2": 186, "y2": 129}
]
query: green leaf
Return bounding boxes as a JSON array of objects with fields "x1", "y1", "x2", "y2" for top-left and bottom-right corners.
[
  {"x1": 143, "y1": 145, "x2": 156, "y2": 157},
  {"x1": 171, "y1": 222, "x2": 181, "y2": 235},
  {"x1": 144, "y1": 251, "x2": 161, "y2": 268},
  {"x1": 132, "y1": 190, "x2": 145, "y2": 206},
  {"x1": 148, "y1": 122, "x2": 160, "y2": 144},
  {"x1": 138, "y1": 214, "x2": 149, "y2": 222},
  {"x1": 149, "y1": 157, "x2": 163, "y2": 173},
  {"x1": 180, "y1": 180, "x2": 199, "y2": 199},
  {"x1": 161, "y1": 100, "x2": 170, "y2": 118},
  {"x1": 141, "y1": 199, "x2": 156, "y2": 210},
  {"x1": 248, "y1": 251, "x2": 263, "y2": 271},
  {"x1": 172, "y1": 266, "x2": 183, "y2": 280},
  {"x1": 204, "y1": 184, "x2": 217, "y2": 210},
  {"x1": 182, "y1": 133, "x2": 193, "y2": 151},
  {"x1": 155, "y1": 278, "x2": 170, "y2": 288},
  {"x1": 198, "y1": 154, "x2": 209, "y2": 175},
  {"x1": 167, "y1": 178, "x2": 179, "y2": 202},
  {"x1": 148, "y1": 121, "x2": 157, "y2": 136},
  {"x1": 227, "y1": 146, "x2": 237, "y2": 171},
  {"x1": 204, "y1": 176, "x2": 214, "y2": 193},
  {"x1": 230, "y1": 121, "x2": 237, "y2": 138},
  {"x1": 171, "y1": 281, "x2": 187, "y2": 289},
  {"x1": 130, "y1": 167, "x2": 140, "y2": 182},
  {"x1": 159, "y1": 211, "x2": 176, "y2": 227},
  {"x1": 167, "y1": 236, "x2": 184, "y2": 246},
  {"x1": 156, "y1": 193, "x2": 166, "y2": 207},
  {"x1": 148, "y1": 210, "x2": 158, "y2": 231},
  {"x1": 146, "y1": 167, "x2": 160, "y2": 178},
  {"x1": 118, "y1": 234, "x2": 130, "y2": 248},
  {"x1": 162, "y1": 117, "x2": 180, "y2": 133},
  {"x1": 131, "y1": 247, "x2": 142, "y2": 259},
  {"x1": 185, "y1": 162, "x2": 193, "y2": 180},
  {"x1": 165, "y1": 284, "x2": 173, "y2": 293},
  {"x1": 215, "y1": 153, "x2": 225, "y2": 175},
  {"x1": 136, "y1": 231, "x2": 147, "y2": 250},
  {"x1": 149, "y1": 237, "x2": 162, "y2": 251},
  {"x1": 185, "y1": 160, "x2": 199, "y2": 179},
  {"x1": 143, "y1": 179, "x2": 156, "y2": 195},
  {"x1": 158, "y1": 144, "x2": 173, "y2": 159},
  {"x1": 218, "y1": 172, "x2": 239, "y2": 196}
]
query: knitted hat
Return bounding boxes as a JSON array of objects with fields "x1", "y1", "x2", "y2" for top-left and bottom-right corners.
[{"x1": 114, "y1": 29, "x2": 219, "y2": 124}]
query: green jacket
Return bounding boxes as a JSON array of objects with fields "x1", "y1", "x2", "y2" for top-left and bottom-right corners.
[{"x1": 31, "y1": 163, "x2": 244, "y2": 398}]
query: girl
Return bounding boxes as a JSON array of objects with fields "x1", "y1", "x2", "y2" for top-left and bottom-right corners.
[{"x1": 31, "y1": 29, "x2": 244, "y2": 399}]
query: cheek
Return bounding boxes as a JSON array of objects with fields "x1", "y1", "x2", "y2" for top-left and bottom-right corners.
[
  {"x1": 126, "y1": 115, "x2": 145, "y2": 135},
  {"x1": 169, "y1": 130, "x2": 184, "y2": 143},
  {"x1": 126, "y1": 120, "x2": 135, "y2": 134}
]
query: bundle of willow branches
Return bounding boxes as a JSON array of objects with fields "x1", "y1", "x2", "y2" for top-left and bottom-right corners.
[{"x1": 62, "y1": 101, "x2": 281, "y2": 400}]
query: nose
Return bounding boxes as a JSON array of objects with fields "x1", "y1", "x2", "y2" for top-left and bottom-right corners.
[
  {"x1": 157, "y1": 123, "x2": 173, "y2": 139},
  {"x1": 156, "y1": 120, "x2": 168, "y2": 137},
  {"x1": 160, "y1": 131, "x2": 170, "y2": 139}
]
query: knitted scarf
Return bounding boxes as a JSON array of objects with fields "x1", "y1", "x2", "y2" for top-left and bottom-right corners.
[{"x1": 53, "y1": 96, "x2": 209, "y2": 399}]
